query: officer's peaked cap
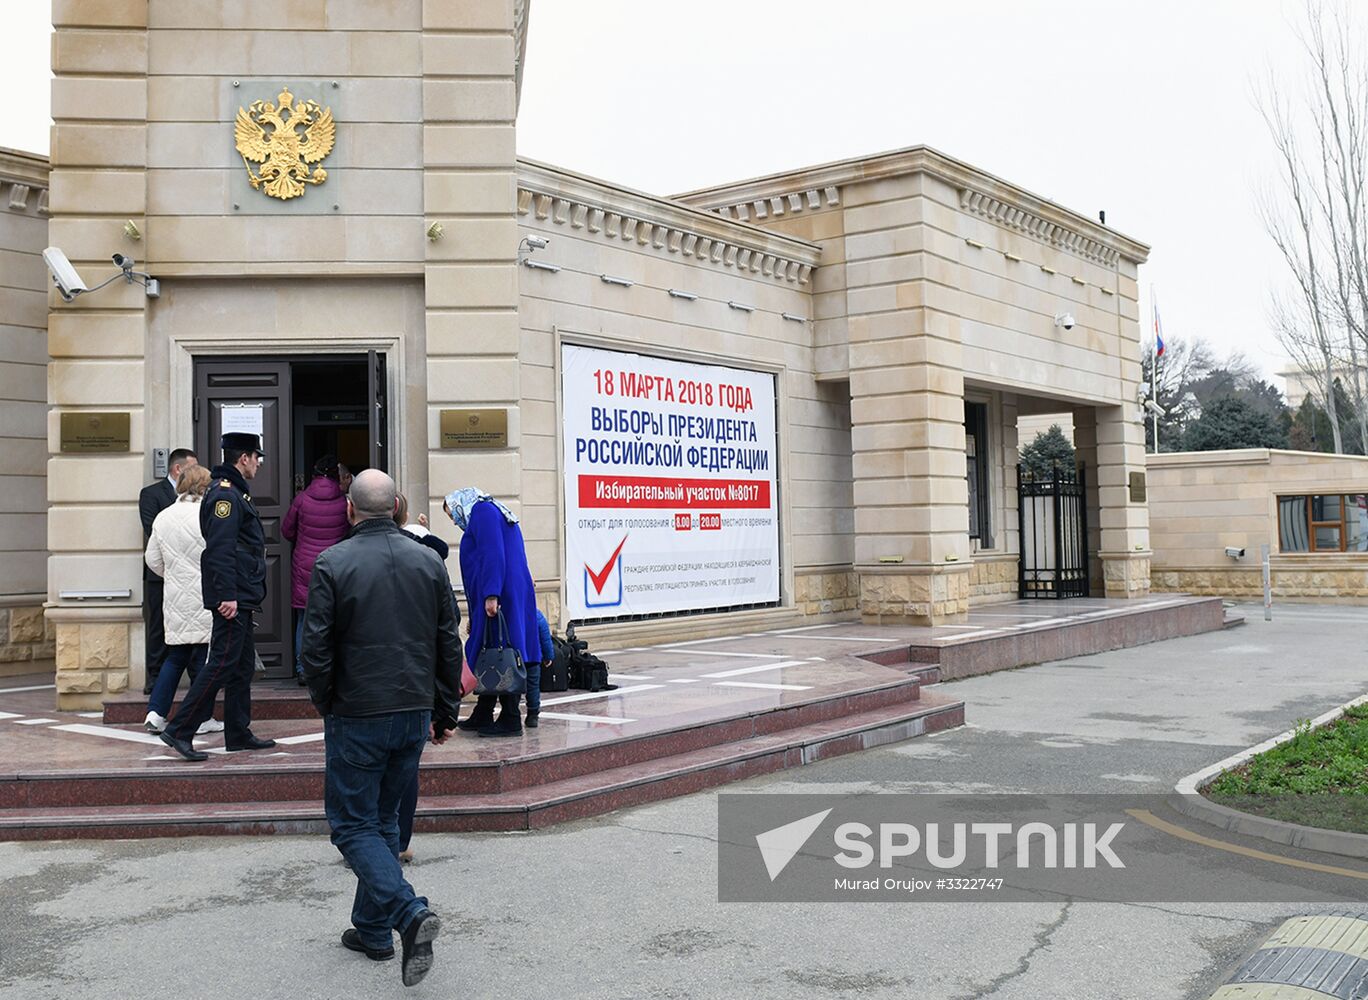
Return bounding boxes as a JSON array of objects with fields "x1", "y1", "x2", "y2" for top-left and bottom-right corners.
[{"x1": 221, "y1": 432, "x2": 265, "y2": 456}]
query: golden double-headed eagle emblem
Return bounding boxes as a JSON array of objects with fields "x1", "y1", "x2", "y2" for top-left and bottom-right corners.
[{"x1": 234, "y1": 88, "x2": 335, "y2": 201}]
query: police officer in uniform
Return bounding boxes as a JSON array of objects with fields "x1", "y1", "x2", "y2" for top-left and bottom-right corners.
[{"x1": 160, "y1": 432, "x2": 278, "y2": 761}]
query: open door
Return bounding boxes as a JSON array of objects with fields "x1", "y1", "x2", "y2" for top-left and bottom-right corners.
[
  {"x1": 368, "y1": 349, "x2": 388, "y2": 473},
  {"x1": 193, "y1": 360, "x2": 292, "y2": 676}
]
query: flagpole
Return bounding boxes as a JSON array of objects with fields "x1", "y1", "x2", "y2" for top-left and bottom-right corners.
[{"x1": 1150, "y1": 287, "x2": 1159, "y2": 454}]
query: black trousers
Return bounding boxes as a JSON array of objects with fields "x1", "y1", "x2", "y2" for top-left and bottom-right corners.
[
  {"x1": 142, "y1": 578, "x2": 168, "y2": 692},
  {"x1": 164, "y1": 610, "x2": 256, "y2": 745}
]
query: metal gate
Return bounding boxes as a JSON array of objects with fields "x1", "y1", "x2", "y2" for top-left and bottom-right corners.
[{"x1": 1017, "y1": 462, "x2": 1089, "y2": 599}]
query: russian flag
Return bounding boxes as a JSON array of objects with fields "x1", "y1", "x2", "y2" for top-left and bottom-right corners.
[{"x1": 1153, "y1": 301, "x2": 1166, "y2": 358}]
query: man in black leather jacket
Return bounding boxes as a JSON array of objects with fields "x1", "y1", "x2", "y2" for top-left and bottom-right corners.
[{"x1": 299, "y1": 469, "x2": 460, "y2": 987}]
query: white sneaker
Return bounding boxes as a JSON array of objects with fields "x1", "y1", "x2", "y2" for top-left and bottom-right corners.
[
  {"x1": 143, "y1": 711, "x2": 167, "y2": 733},
  {"x1": 196, "y1": 718, "x2": 225, "y2": 735}
]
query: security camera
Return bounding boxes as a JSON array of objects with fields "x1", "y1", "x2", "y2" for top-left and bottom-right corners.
[
  {"x1": 522, "y1": 235, "x2": 549, "y2": 250},
  {"x1": 112, "y1": 252, "x2": 135, "y2": 271},
  {"x1": 1224, "y1": 546, "x2": 1246, "y2": 559},
  {"x1": 1054, "y1": 312, "x2": 1076, "y2": 330},
  {"x1": 42, "y1": 247, "x2": 89, "y2": 302},
  {"x1": 1143, "y1": 398, "x2": 1166, "y2": 417}
]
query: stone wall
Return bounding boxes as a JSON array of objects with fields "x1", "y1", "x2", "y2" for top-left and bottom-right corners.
[
  {"x1": 1148, "y1": 449, "x2": 1368, "y2": 603},
  {"x1": 1152, "y1": 564, "x2": 1368, "y2": 600},
  {"x1": 0, "y1": 600, "x2": 56, "y2": 672},
  {"x1": 859, "y1": 567, "x2": 970, "y2": 624},
  {"x1": 969, "y1": 555, "x2": 1017, "y2": 603},
  {"x1": 50, "y1": 608, "x2": 141, "y2": 710},
  {"x1": 794, "y1": 570, "x2": 859, "y2": 617}
]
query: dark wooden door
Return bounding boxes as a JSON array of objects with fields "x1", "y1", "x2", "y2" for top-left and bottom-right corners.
[
  {"x1": 194, "y1": 359, "x2": 292, "y2": 676},
  {"x1": 368, "y1": 349, "x2": 388, "y2": 473}
]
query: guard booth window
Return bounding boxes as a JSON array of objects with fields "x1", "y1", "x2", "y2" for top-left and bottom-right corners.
[
  {"x1": 965, "y1": 401, "x2": 991, "y2": 547},
  {"x1": 1278, "y1": 494, "x2": 1368, "y2": 552}
]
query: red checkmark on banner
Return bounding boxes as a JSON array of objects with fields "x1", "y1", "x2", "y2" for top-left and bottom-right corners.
[{"x1": 585, "y1": 534, "x2": 629, "y2": 595}]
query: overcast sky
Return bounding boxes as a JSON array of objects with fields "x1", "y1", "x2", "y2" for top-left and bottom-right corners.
[{"x1": 4, "y1": 1, "x2": 1338, "y2": 386}]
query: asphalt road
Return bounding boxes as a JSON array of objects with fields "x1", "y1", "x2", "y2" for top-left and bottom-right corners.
[{"x1": 2, "y1": 601, "x2": 1365, "y2": 1000}]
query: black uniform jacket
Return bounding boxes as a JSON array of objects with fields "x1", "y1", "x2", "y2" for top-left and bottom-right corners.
[{"x1": 200, "y1": 464, "x2": 268, "y2": 611}]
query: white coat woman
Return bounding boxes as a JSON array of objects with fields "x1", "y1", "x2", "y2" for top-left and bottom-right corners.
[{"x1": 143, "y1": 465, "x2": 220, "y2": 734}]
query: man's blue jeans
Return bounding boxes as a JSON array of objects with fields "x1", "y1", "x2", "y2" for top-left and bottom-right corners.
[{"x1": 324, "y1": 710, "x2": 430, "y2": 949}]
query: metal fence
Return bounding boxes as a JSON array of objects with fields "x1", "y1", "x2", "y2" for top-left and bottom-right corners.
[{"x1": 1017, "y1": 462, "x2": 1089, "y2": 599}]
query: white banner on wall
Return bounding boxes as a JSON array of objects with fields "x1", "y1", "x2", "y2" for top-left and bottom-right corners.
[{"x1": 561, "y1": 344, "x2": 780, "y2": 620}]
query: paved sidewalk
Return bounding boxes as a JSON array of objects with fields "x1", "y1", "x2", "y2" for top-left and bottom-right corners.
[{"x1": 2, "y1": 601, "x2": 1365, "y2": 999}]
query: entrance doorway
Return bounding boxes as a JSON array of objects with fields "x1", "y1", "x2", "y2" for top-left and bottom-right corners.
[{"x1": 193, "y1": 353, "x2": 388, "y2": 677}]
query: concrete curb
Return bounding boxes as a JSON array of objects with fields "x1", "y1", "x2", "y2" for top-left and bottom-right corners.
[{"x1": 1169, "y1": 693, "x2": 1368, "y2": 859}]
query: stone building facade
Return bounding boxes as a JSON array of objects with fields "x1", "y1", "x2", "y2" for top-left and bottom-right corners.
[
  {"x1": 0, "y1": 147, "x2": 56, "y2": 675},
  {"x1": 1149, "y1": 449, "x2": 1368, "y2": 601},
  {"x1": 29, "y1": 0, "x2": 1155, "y2": 708}
]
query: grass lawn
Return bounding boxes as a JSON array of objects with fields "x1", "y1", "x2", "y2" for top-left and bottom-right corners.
[{"x1": 1205, "y1": 702, "x2": 1368, "y2": 835}]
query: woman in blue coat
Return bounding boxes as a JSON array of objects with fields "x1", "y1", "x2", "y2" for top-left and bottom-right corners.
[{"x1": 444, "y1": 488, "x2": 540, "y2": 736}]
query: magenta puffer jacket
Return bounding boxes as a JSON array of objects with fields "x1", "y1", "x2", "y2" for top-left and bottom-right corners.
[{"x1": 282, "y1": 476, "x2": 350, "y2": 608}]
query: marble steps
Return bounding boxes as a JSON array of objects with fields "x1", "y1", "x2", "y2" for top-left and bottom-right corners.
[
  {"x1": 0, "y1": 691, "x2": 963, "y2": 840},
  {"x1": 3, "y1": 675, "x2": 928, "y2": 813},
  {"x1": 102, "y1": 683, "x2": 320, "y2": 724},
  {"x1": 101, "y1": 662, "x2": 944, "y2": 726}
]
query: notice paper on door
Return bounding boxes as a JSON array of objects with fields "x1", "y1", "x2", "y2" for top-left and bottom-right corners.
[{"x1": 221, "y1": 403, "x2": 264, "y2": 439}]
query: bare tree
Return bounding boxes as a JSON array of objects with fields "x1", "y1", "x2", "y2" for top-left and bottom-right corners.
[{"x1": 1256, "y1": 0, "x2": 1368, "y2": 454}]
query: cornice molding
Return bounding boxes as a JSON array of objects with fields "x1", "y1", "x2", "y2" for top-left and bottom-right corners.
[
  {"x1": 675, "y1": 144, "x2": 1150, "y2": 266},
  {"x1": 516, "y1": 158, "x2": 821, "y2": 285},
  {"x1": 708, "y1": 185, "x2": 843, "y2": 225},
  {"x1": 0, "y1": 146, "x2": 50, "y2": 191},
  {"x1": 958, "y1": 186, "x2": 1118, "y2": 266},
  {"x1": 0, "y1": 180, "x2": 49, "y2": 217}
]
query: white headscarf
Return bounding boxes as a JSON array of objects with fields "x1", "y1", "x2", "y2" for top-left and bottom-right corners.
[{"x1": 444, "y1": 488, "x2": 518, "y2": 531}]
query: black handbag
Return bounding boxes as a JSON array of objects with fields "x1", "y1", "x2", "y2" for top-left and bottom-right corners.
[{"x1": 473, "y1": 611, "x2": 527, "y2": 696}]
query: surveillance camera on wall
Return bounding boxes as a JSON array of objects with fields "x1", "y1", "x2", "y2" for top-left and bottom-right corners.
[
  {"x1": 43, "y1": 247, "x2": 89, "y2": 302},
  {"x1": 1225, "y1": 546, "x2": 1246, "y2": 559},
  {"x1": 522, "y1": 235, "x2": 549, "y2": 250},
  {"x1": 1054, "y1": 312, "x2": 1076, "y2": 330},
  {"x1": 112, "y1": 252, "x2": 136, "y2": 271},
  {"x1": 1143, "y1": 398, "x2": 1166, "y2": 417}
]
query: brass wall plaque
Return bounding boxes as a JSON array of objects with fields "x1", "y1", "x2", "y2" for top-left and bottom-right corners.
[
  {"x1": 60, "y1": 412, "x2": 131, "y2": 453},
  {"x1": 440, "y1": 409, "x2": 508, "y2": 449},
  {"x1": 1129, "y1": 471, "x2": 1147, "y2": 504}
]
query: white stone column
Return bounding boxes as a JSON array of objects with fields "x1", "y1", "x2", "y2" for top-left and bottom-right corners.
[
  {"x1": 47, "y1": 0, "x2": 150, "y2": 708},
  {"x1": 421, "y1": 2, "x2": 522, "y2": 540},
  {"x1": 1090, "y1": 404, "x2": 1151, "y2": 598},
  {"x1": 849, "y1": 312, "x2": 971, "y2": 625}
]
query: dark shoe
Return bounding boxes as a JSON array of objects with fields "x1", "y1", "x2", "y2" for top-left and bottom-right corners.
[
  {"x1": 525, "y1": 711, "x2": 539, "y2": 729},
  {"x1": 159, "y1": 731, "x2": 208, "y2": 762},
  {"x1": 400, "y1": 909, "x2": 441, "y2": 987},
  {"x1": 477, "y1": 717, "x2": 523, "y2": 738},
  {"x1": 295, "y1": 673, "x2": 307, "y2": 687},
  {"x1": 456, "y1": 710, "x2": 494, "y2": 732},
  {"x1": 225, "y1": 734, "x2": 277, "y2": 751},
  {"x1": 341, "y1": 928, "x2": 394, "y2": 962}
]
